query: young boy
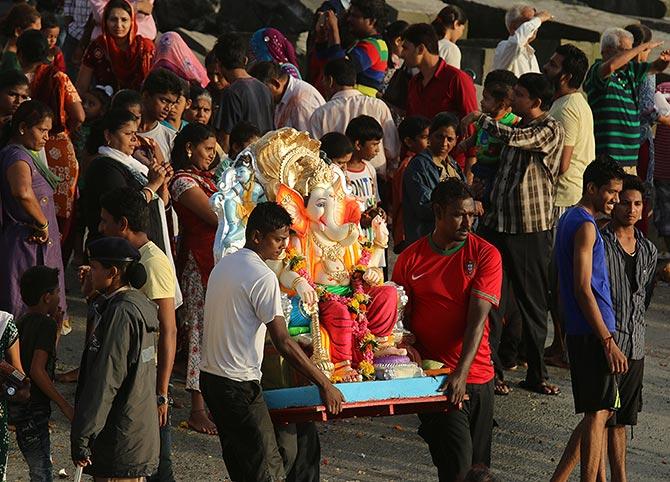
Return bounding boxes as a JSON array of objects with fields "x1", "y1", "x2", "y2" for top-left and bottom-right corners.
[
  {"x1": 345, "y1": 115, "x2": 383, "y2": 211},
  {"x1": 41, "y1": 13, "x2": 65, "y2": 73},
  {"x1": 459, "y1": 70, "x2": 520, "y2": 202},
  {"x1": 10, "y1": 266, "x2": 74, "y2": 480},
  {"x1": 138, "y1": 68, "x2": 184, "y2": 163},
  {"x1": 215, "y1": 121, "x2": 261, "y2": 181},
  {"x1": 0, "y1": 69, "x2": 29, "y2": 130},
  {"x1": 392, "y1": 116, "x2": 430, "y2": 253},
  {"x1": 111, "y1": 89, "x2": 143, "y2": 120}
]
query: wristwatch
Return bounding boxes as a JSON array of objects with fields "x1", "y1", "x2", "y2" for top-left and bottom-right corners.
[{"x1": 157, "y1": 394, "x2": 169, "y2": 406}]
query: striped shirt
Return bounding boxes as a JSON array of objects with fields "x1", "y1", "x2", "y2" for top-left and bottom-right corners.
[
  {"x1": 653, "y1": 82, "x2": 670, "y2": 181},
  {"x1": 480, "y1": 112, "x2": 564, "y2": 233},
  {"x1": 584, "y1": 59, "x2": 650, "y2": 166},
  {"x1": 601, "y1": 224, "x2": 657, "y2": 360}
]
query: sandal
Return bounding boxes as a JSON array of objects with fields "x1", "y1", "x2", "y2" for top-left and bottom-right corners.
[
  {"x1": 518, "y1": 380, "x2": 560, "y2": 395},
  {"x1": 494, "y1": 378, "x2": 511, "y2": 396}
]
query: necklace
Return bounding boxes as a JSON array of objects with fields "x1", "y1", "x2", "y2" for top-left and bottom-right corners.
[{"x1": 310, "y1": 232, "x2": 345, "y2": 262}]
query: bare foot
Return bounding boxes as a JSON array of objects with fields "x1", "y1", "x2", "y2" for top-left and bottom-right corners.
[
  {"x1": 332, "y1": 366, "x2": 362, "y2": 383},
  {"x1": 187, "y1": 409, "x2": 218, "y2": 435},
  {"x1": 374, "y1": 346, "x2": 407, "y2": 358}
]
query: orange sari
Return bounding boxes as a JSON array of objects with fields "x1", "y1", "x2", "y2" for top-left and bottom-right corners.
[{"x1": 31, "y1": 64, "x2": 81, "y2": 239}]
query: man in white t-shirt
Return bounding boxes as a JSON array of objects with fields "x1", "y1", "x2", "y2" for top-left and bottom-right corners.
[{"x1": 200, "y1": 202, "x2": 344, "y2": 481}]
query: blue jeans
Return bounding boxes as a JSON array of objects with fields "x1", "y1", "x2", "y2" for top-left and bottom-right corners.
[
  {"x1": 10, "y1": 403, "x2": 53, "y2": 482},
  {"x1": 148, "y1": 405, "x2": 174, "y2": 482}
]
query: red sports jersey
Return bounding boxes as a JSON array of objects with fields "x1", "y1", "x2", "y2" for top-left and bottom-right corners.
[{"x1": 392, "y1": 234, "x2": 502, "y2": 384}]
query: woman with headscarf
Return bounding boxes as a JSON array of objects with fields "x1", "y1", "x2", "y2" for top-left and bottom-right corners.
[
  {"x1": 249, "y1": 27, "x2": 301, "y2": 79},
  {"x1": 76, "y1": 0, "x2": 155, "y2": 94},
  {"x1": 17, "y1": 30, "x2": 85, "y2": 257},
  {"x1": 153, "y1": 32, "x2": 209, "y2": 88}
]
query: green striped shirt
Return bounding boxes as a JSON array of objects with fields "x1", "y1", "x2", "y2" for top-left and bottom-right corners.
[{"x1": 584, "y1": 60, "x2": 649, "y2": 166}]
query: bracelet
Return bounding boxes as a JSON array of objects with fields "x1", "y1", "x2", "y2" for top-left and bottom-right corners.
[
  {"x1": 142, "y1": 186, "x2": 155, "y2": 202},
  {"x1": 601, "y1": 335, "x2": 613, "y2": 347},
  {"x1": 34, "y1": 220, "x2": 48, "y2": 231},
  {"x1": 291, "y1": 276, "x2": 303, "y2": 291}
]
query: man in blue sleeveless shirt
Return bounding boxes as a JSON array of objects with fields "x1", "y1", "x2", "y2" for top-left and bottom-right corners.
[{"x1": 552, "y1": 156, "x2": 628, "y2": 482}]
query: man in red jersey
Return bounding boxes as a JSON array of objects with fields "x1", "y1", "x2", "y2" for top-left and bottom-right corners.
[{"x1": 392, "y1": 178, "x2": 502, "y2": 482}]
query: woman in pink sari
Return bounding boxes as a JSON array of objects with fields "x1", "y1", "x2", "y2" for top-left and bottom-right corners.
[{"x1": 152, "y1": 32, "x2": 208, "y2": 88}]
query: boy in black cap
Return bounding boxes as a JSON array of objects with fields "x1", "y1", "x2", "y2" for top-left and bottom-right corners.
[
  {"x1": 10, "y1": 266, "x2": 74, "y2": 481},
  {"x1": 71, "y1": 237, "x2": 160, "y2": 480}
]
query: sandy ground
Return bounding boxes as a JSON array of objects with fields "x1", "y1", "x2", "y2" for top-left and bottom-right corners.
[{"x1": 6, "y1": 267, "x2": 670, "y2": 481}]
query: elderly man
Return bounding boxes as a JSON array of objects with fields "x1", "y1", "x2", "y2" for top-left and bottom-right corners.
[
  {"x1": 493, "y1": 4, "x2": 553, "y2": 76},
  {"x1": 584, "y1": 28, "x2": 670, "y2": 171}
]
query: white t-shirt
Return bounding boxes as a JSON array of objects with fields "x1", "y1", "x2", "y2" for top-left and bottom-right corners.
[
  {"x1": 201, "y1": 248, "x2": 283, "y2": 382},
  {"x1": 346, "y1": 160, "x2": 380, "y2": 211},
  {"x1": 438, "y1": 38, "x2": 461, "y2": 68},
  {"x1": 138, "y1": 122, "x2": 176, "y2": 163}
]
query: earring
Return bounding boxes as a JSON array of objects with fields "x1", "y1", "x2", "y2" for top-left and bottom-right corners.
[
  {"x1": 187, "y1": 150, "x2": 192, "y2": 159},
  {"x1": 19, "y1": 130, "x2": 24, "y2": 135}
]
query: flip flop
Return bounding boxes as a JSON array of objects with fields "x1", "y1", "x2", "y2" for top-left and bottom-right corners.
[
  {"x1": 518, "y1": 379, "x2": 560, "y2": 395},
  {"x1": 494, "y1": 379, "x2": 511, "y2": 396}
]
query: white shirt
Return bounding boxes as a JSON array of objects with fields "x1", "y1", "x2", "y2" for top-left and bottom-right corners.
[
  {"x1": 346, "y1": 161, "x2": 379, "y2": 211},
  {"x1": 309, "y1": 89, "x2": 400, "y2": 177},
  {"x1": 492, "y1": 17, "x2": 541, "y2": 76},
  {"x1": 438, "y1": 39, "x2": 461, "y2": 69},
  {"x1": 138, "y1": 122, "x2": 176, "y2": 163},
  {"x1": 276, "y1": 76, "x2": 326, "y2": 132},
  {"x1": 201, "y1": 248, "x2": 284, "y2": 382}
]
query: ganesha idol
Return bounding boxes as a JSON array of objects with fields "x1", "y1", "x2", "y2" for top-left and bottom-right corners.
[{"x1": 252, "y1": 128, "x2": 415, "y2": 382}]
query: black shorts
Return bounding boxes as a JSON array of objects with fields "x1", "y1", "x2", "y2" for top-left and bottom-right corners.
[
  {"x1": 566, "y1": 334, "x2": 619, "y2": 414},
  {"x1": 607, "y1": 358, "x2": 644, "y2": 427}
]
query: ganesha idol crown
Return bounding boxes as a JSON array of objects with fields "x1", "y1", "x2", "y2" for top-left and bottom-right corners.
[{"x1": 252, "y1": 128, "x2": 334, "y2": 199}]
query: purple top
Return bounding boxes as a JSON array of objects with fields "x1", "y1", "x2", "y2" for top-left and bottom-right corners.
[{"x1": 0, "y1": 144, "x2": 67, "y2": 319}]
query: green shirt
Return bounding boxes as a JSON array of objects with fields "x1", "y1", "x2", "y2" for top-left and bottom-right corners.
[
  {"x1": 475, "y1": 111, "x2": 520, "y2": 166},
  {"x1": 584, "y1": 59, "x2": 649, "y2": 166}
]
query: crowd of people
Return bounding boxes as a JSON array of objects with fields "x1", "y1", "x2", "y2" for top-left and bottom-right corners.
[{"x1": 0, "y1": 0, "x2": 667, "y2": 481}]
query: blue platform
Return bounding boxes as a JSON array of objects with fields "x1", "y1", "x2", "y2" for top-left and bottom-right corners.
[{"x1": 264, "y1": 375, "x2": 448, "y2": 410}]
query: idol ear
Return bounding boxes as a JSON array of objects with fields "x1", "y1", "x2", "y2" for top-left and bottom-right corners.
[{"x1": 276, "y1": 184, "x2": 309, "y2": 237}]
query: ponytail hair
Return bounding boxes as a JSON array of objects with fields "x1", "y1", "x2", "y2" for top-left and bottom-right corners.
[
  {"x1": 432, "y1": 5, "x2": 467, "y2": 38},
  {"x1": 97, "y1": 259, "x2": 147, "y2": 289}
]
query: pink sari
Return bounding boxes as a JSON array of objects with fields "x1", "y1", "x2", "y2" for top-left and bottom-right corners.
[{"x1": 152, "y1": 32, "x2": 208, "y2": 87}]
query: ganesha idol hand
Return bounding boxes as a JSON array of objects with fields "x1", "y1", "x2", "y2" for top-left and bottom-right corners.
[
  {"x1": 294, "y1": 277, "x2": 319, "y2": 306},
  {"x1": 363, "y1": 267, "x2": 383, "y2": 286},
  {"x1": 371, "y1": 214, "x2": 389, "y2": 248}
]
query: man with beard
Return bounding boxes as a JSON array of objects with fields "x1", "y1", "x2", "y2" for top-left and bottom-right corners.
[{"x1": 542, "y1": 43, "x2": 595, "y2": 368}]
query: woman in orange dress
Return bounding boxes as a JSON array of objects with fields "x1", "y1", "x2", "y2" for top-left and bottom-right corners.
[{"x1": 17, "y1": 30, "x2": 85, "y2": 259}]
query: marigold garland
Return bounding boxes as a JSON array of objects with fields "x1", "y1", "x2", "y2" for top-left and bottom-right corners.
[{"x1": 285, "y1": 240, "x2": 377, "y2": 380}]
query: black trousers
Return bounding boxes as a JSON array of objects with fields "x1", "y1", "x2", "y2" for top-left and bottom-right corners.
[
  {"x1": 418, "y1": 381, "x2": 494, "y2": 482},
  {"x1": 481, "y1": 229, "x2": 552, "y2": 385},
  {"x1": 201, "y1": 372, "x2": 284, "y2": 482},
  {"x1": 275, "y1": 422, "x2": 320, "y2": 482}
]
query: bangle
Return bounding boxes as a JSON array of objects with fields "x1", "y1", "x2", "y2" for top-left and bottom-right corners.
[
  {"x1": 35, "y1": 220, "x2": 48, "y2": 231},
  {"x1": 601, "y1": 335, "x2": 613, "y2": 347},
  {"x1": 291, "y1": 276, "x2": 303, "y2": 291},
  {"x1": 142, "y1": 186, "x2": 155, "y2": 202}
]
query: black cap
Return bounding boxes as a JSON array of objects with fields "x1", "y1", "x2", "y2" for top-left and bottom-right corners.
[{"x1": 87, "y1": 237, "x2": 140, "y2": 263}]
